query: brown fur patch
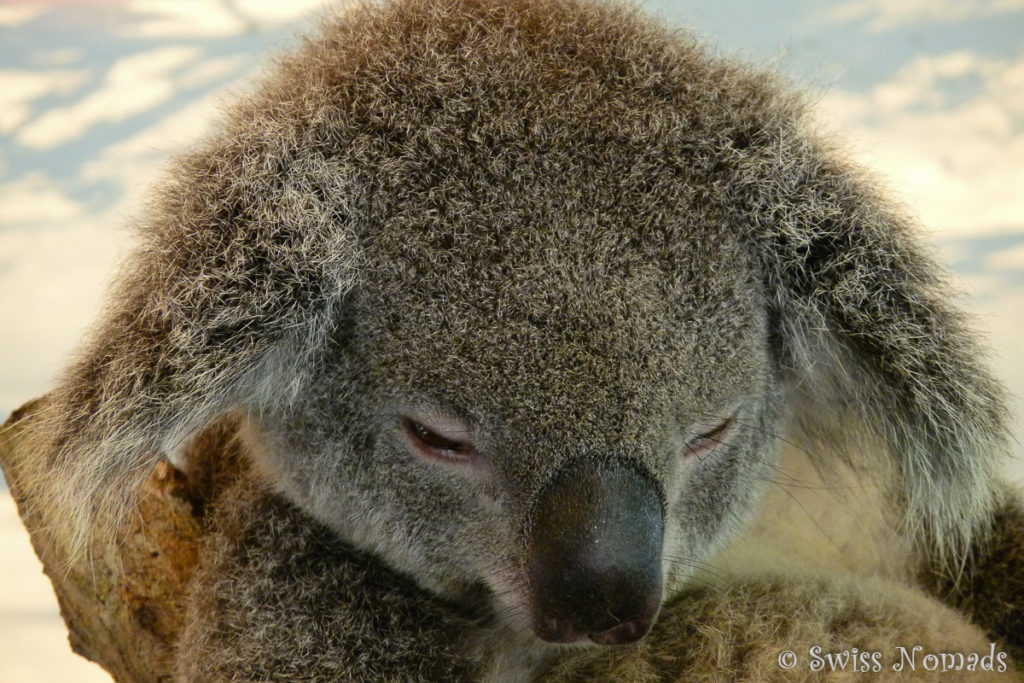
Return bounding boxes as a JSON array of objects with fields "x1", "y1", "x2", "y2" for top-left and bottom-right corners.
[{"x1": 921, "y1": 493, "x2": 1024, "y2": 663}]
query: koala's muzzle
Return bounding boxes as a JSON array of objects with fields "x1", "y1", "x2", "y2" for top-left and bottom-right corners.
[{"x1": 527, "y1": 458, "x2": 664, "y2": 645}]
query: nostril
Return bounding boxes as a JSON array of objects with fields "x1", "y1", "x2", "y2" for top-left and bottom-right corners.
[
  {"x1": 588, "y1": 617, "x2": 652, "y2": 646},
  {"x1": 534, "y1": 617, "x2": 588, "y2": 644},
  {"x1": 534, "y1": 614, "x2": 653, "y2": 645}
]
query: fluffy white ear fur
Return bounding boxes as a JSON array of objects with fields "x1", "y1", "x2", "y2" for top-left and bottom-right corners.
[{"x1": 747, "y1": 142, "x2": 1010, "y2": 564}]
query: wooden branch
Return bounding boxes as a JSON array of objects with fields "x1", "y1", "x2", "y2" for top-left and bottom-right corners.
[{"x1": 0, "y1": 399, "x2": 225, "y2": 683}]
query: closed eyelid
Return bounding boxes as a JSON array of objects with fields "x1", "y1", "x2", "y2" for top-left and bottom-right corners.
[
  {"x1": 404, "y1": 418, "x2": 468, "y2": 448},
  {"x1": 399, "y1": 414, "x2": 481, "y2": 466},
  {"x1": 683, "y1": 412, "x2": 736, "y2": 456}
]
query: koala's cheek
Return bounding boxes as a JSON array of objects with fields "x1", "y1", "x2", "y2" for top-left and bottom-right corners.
[
  {"x1": 661, "y1": 419, "x2": 782, "y2": 590},
  {"x1": 524, "y1": 457, "x2": 664, "y2": 645}
]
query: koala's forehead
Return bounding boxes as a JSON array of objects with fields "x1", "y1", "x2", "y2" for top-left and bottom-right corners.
[
  {"x1": 269, "y1": 0, "x2": 784, "y2": 426},
  {"x1": 347, "y1": 206, "x2": 767, "y2": 428}
]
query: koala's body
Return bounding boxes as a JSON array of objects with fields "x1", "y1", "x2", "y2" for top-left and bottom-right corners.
[{"x1": 22, "y1": 0, "x2": 1022, "y2": 679}]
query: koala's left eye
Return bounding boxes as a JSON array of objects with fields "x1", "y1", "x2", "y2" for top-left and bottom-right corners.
[
  {"x1": 402, "y1": 418, "x2": 476, "y2": 463},
  {"x1": 684, "y1": 417, "x2": 734, "y2": 457}
]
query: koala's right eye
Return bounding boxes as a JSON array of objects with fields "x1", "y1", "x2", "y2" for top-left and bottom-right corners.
[{"x1": 401, "y1": 418, "x2": 476, "y2": 464}]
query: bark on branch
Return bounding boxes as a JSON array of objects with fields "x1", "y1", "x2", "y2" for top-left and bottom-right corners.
[{"x1": 0, "y1": 399, "x2": 233, "y2": 683}]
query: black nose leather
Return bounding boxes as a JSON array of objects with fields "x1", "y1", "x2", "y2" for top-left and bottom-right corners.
[{"x1": 527, "y1": 457, "x2": 664, "y2": 645}]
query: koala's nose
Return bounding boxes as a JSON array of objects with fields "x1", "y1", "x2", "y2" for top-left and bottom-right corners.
[{"x1": 527, "y1": 457, "x2": 664, "y2": 645}]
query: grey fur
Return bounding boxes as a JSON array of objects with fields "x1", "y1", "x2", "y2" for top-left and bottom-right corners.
[{"x1": 26, "y1": 0, "x2": 1011, "y2": 677}]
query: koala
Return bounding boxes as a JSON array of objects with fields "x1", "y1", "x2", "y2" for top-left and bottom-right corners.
[{"x1": 18, "y1": 0, "x2": 1022, "y2": 680}]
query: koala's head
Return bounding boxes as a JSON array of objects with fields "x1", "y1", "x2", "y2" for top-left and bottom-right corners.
[
  {"x1": 238, "y1": 0, "x2": 792, "y2": 646},
  {"x1": 67, "y1": 0, "x2": 991, "y2": 653}
]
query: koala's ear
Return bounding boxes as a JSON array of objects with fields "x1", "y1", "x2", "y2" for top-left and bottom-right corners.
[
  {"x1": 40, "y1": 146, "x2": 358, "y2": 554},
  {"x1": 749, "y1": 138, "x2": 1009, "y2": 560}
]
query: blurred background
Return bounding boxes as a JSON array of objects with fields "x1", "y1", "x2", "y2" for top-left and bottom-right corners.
[{"x1": 1, "y1": 0, "x2": 1022, "y2": 680}]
